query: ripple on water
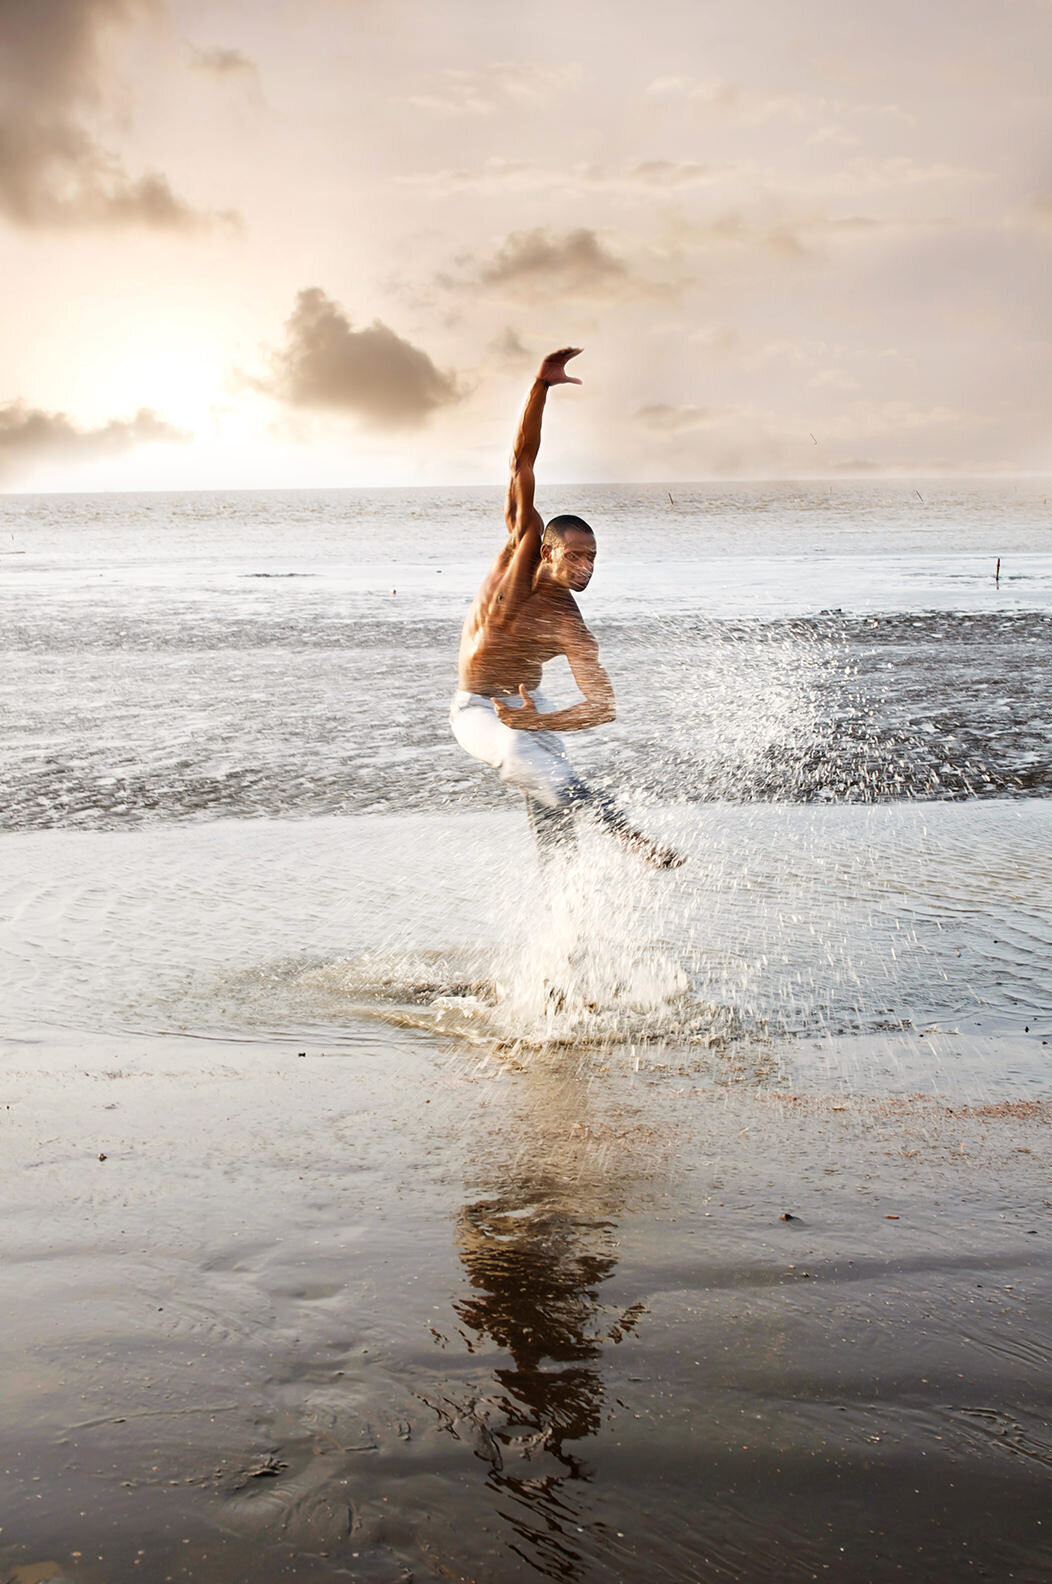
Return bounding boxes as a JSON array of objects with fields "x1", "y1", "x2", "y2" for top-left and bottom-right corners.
[{"x1": 1, "y1": 804, "x2": 1049, "y2": 1092}]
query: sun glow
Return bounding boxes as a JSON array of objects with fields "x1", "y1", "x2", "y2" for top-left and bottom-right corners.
[{"x1": 72, "y1": 325, "x2": 227, "y2": 433}]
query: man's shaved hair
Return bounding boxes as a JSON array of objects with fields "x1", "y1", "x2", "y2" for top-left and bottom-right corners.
[{"x1": 541, "y1": 513, "x2": 595, "y2": 550}]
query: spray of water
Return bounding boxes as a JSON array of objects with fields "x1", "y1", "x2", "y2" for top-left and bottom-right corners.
[
  {"x1": 278, "y1": 626, "x2": 901, "y2": 1060},
  {"x1": 199, "y1": 622, "x2": 1051, "y2": 1086},
  {"x1": 585, "y1": 617, "x2": 859, "y2": 808},
  {"x1": 292, "y1": 825, "x2": 761, "y2": 1063}
]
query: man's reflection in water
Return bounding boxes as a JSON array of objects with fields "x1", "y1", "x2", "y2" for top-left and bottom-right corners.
[{"x1": 425, "y1": 1073, "x2": 646, "y2": 1581}]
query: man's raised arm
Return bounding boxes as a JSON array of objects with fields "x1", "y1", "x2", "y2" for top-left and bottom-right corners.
[{"x1": 504, "y1": 346, "x2": 583, "y2": 542}]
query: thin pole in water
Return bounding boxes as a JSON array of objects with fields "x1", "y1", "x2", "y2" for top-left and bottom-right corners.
[{"x1": 995, "y1": 556, "x2": 1001, "y2": 585}]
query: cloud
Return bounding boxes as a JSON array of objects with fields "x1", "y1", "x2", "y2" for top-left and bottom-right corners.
[
  {"x1": 629, "y1": 160, "x2": 714, "y2": 189},
  {"x1": 0, "y1": 400, "x2": 189, "y2": 478},
  {"x1": 644, "y1": 74, "x2": 916, "y2": 131},
  {"x1": 626, "y1": 392, "x2": 994, "y2": 479},
  {"x1": 635, "y1": 404, "x2": 716, "y2": 434},
  {"x1": 1015, "y1": 194, "x2": 1052, "y2": 233},
  {"x1": 440, "y1": 226, "x2": 685, "y2": 305},
  {"x1": 442, "y1": 227, "x2": 640, "y2": 304},
  {"x1": 190, "y1": 45, "x2": 257, "y2": 78},
  {"x1": 480, "y1": 228, "x2": 627, "y2": 289},
  {"x1": 0, "y1": 0, "x2": 221, "y2": 229},
  {"x1": 407, "y1": 62, "x2": 580, "y2": 117},
  {"x1": 400, "y1": 157, "x2": 719, "y2": 198},
  {"x1": 489, "y1": 327, "x2": 530, "y2": 365},
  {"x1": 259, "y1": 288, "x2": 461, "y2": 427}
]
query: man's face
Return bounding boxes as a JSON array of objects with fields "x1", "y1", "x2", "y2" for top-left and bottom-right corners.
[{"x1": 546, "y1": 529, "x2": 597, "y2": 592}]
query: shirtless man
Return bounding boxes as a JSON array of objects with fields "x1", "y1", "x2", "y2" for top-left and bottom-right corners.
[{"x1": 450, "y1": 346, "x2": 680, "y2": 872}]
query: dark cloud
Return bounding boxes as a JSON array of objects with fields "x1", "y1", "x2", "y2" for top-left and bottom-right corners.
[
  {"x1": 0, "y1": 400, "x2": 189, "y2": 478},
  {"x1": 477, "y1": 227, "x2": 629, "y2": 293},
  {"x1": 260, "y1": 288, "x2": 461, "y2": 428},
  {"x1": 0, "y1": 0, "x2": 220, "y2": 229}
]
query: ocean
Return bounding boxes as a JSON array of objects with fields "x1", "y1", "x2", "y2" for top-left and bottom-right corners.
[
  {"x1": 2, "y1": 480, "x2": 1052, "y2": 1584},
  {"x1": 3, "y1": 478, "x2": 1051, "y2": 1066}
]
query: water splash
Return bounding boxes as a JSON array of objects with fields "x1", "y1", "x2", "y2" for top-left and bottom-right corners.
[
  {"x1": 5, "y1": 606, "x2": 1052, "y2": 831},
  {"x1": 260, "y1": 794, "x2": 1052, "y2": 1069},
  {"x1": 285, "y1": 825, "x2": 769, "y2": 1063}
]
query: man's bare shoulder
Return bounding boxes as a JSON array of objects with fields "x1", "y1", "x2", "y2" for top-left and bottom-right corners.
[
  {"x1": 556, "y1": 588, "x2": 594, "y2": 630},
  {"x1": 471, "y1": 542, "x2": 515, "y2": 601},
  {"x1": 538, "y1": 590, "x2": 596, "y2": 657}
]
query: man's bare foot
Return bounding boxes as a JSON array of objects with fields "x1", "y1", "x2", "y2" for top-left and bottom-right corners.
[
  {"x1": 660, "y1": 847, "x2": 686, "y2": 869},
  {"x1": 623, "y1": 829, "x2": 685, "y2": 869},
  {"x1": 646, "y1": 843, "x2": 686, "y2": 870}
]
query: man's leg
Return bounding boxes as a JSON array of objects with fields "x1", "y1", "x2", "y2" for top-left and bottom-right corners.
[
  {"x1": 523, "y1": 792, "x2": 578, "y2": 875},
  {"x1": 527, "y1": 777, "x2": 681, "y2": 874},
  {"x1": 451, "y1": 693, "x2": 578, "y2": 878},
  {"x1": 451, "y1": 690, "x2": 681, "y2": 870},
  {"x1": 563, "y1": 781, "x2": 683, "y2": 869},
  {"x1": 495, "y1": 706, "x2": 682, "y2": 868}
]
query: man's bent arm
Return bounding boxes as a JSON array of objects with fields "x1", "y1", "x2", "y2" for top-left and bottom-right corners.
[
  {"x1": 501, "y1": 690, "x2": 615, "y2": 733},
  {"x1": 494, "y1": 620, "x2": 615, "y2": 732}
]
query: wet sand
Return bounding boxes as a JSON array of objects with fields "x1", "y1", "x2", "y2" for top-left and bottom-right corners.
[{"x1": 3, "y1": 1026, "x2": 1050, "y2": 1584}]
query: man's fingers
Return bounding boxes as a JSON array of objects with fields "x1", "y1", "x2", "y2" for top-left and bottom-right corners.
[{"x1": 538, "y1": 347, "x2": 584, "y2": 385}]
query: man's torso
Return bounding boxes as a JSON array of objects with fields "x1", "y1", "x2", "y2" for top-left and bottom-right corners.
[{"x1": 458, "y1": 546, "x2": 584, "y2": 695}]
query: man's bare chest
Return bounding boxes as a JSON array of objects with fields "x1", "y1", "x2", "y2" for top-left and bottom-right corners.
[{"x1": 488, "y1": 593, "x2": 566, "y2": 658}]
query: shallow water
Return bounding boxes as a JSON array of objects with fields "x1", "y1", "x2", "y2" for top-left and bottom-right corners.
[
  {"x1": 3, "y1": 481, "x2": 1052, "y2": 834},
  {"x1": 3, "y1": 480, "x2": 1052, "y2": 1067},
  {"x1": 3, "y1": 804, "x2": 1049, "y2": 1089},
  {"x1": 2, "y1": 481, "x2": 1051, "y2": 1583}
]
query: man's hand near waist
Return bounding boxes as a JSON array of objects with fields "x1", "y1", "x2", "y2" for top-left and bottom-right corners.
[{"x1": 494, "y1": 685, "x2": 615, "y2": 733}]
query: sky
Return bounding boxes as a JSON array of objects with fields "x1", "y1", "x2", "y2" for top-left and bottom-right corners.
[{"x1": 2, "y1": 0, "x2": 1052, "y2": 491}]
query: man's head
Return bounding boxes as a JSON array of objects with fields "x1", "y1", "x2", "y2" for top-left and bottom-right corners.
[{"x1": 540, "y1": 514, "x2": 597, "y2": 592}]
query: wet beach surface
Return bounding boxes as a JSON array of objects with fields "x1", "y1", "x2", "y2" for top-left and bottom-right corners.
[
  {"x1": 2, "y1": 809, "x2": 1051, "y2": 1583},
  {"x1": 2, "y1": 1028, "x2": 1050, "y2": 1584},
  {"x1": 2, "y1": 482, "x2": 1051, "y2": 1580}
]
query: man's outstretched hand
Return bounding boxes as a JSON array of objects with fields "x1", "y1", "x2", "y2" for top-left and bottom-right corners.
[{"x1": 537, "y1": 347, "x2": 583, "y2": 386}]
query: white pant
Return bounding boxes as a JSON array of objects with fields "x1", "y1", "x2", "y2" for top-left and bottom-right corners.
[{"x1": 450, "y1": 690, "x2": 581, "y2": 810}]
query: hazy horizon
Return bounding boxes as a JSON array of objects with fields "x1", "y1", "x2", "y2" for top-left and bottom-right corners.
[{"x1": 6, "y1": 470, "x2": 1052, "y2": 502}]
